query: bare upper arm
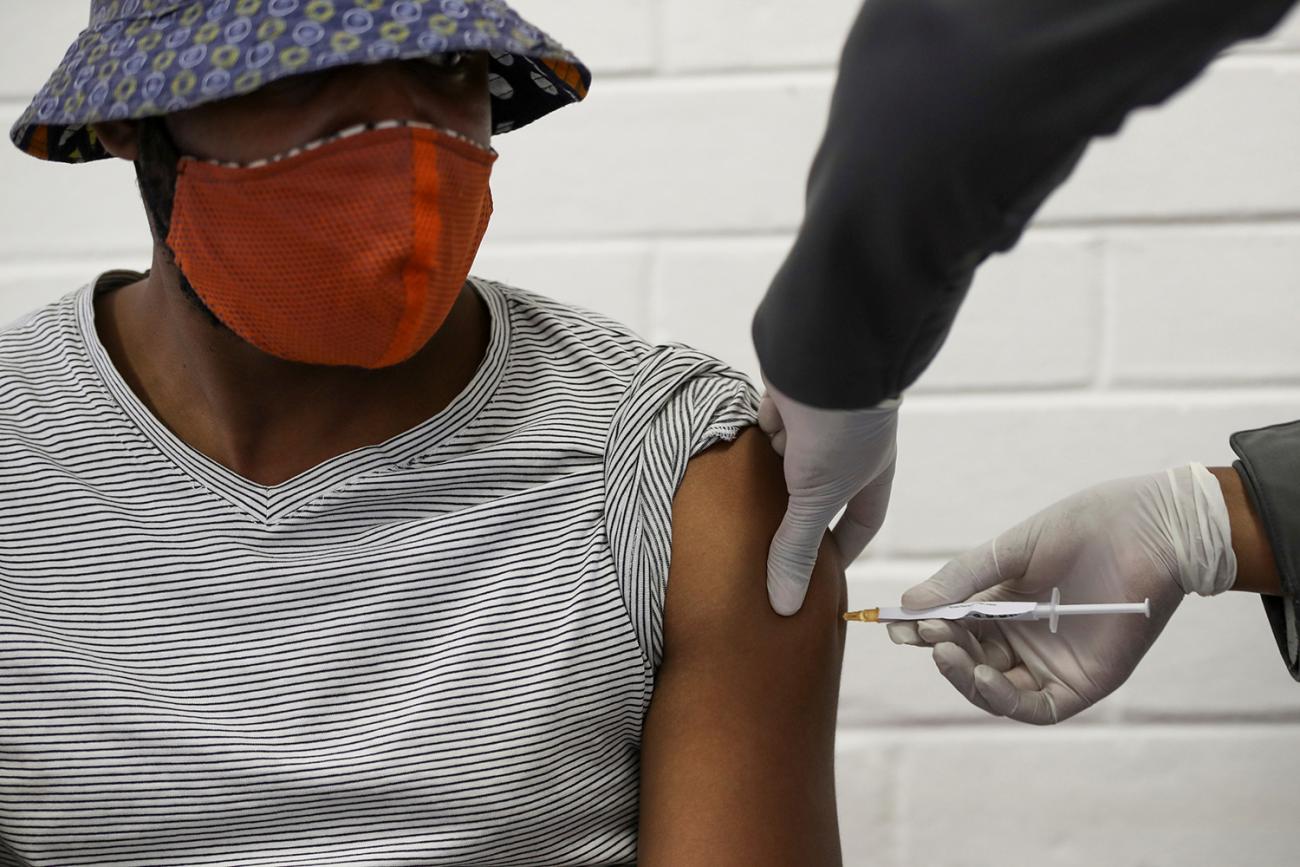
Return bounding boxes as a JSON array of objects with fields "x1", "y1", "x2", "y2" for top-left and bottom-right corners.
[{"x1": 636, "y1": 424, "x2": 848, "y2": 866}]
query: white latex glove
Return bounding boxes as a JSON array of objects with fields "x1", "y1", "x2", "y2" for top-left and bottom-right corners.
[
  {"x1": 759, "y1": 371, "x2": 900, "y2": 616},
  {"x1": 889, "y1": 464, "x2": 1237, "y2": 724}
]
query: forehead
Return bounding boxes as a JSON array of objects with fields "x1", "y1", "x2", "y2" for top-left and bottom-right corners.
[
  {"x1": 152, "y1": 53, "x2": 493, "y2": 159},
  {"x1": 196, "y1": 54, "x2": 487, "y2": 110}
]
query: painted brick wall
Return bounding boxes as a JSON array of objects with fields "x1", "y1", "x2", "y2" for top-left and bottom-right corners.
[{"x1": 3, "y1": 2, "x2": 1299, "y2": 864}]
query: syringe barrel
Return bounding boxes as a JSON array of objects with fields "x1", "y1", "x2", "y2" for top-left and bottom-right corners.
[{"x1": 1036, "y1": 603, "x2": 1149, "y2": 617}]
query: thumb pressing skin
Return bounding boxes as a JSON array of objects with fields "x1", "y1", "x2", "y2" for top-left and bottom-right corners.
[
  {"x1": 764, "y1": 491, "x2": 837, "y2": 613},
  {"x1": 766, "y1": 498, "x2": 829, "y2": 615},
  {"x1": 767, "y1": 563, "x2": 811, "y2": 616}
]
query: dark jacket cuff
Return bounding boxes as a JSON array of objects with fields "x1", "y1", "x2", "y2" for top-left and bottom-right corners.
[{"x1": 1230, "y1": 420, "x2": 1300, "y2": 681}]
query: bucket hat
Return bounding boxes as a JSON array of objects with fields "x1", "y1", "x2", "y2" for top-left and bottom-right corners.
[{"x1": 10, "y1": 0, "x2": 591, "y2": 164}]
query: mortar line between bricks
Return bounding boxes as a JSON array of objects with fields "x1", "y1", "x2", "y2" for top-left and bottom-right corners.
[
  {"x1": 1117, "y1": 710, "x2": 1300, "y2": 726},
  {"x1": 1107, "y1": 376, "x2": 1300, "y2": 390},
  {"x1": 0, "y1": 255, "x2": 153, "y2": 270},
  {"x1": 1233, "y1": 46, "x2": 1300, "y2": 56},
  {"x1": 885, "y1": 739, "x2": 901, "y2": 867},
  {"x1": 1094, "y1": 235, "x2": 1118, "y2": 391},
  {"x1": 907, "y1": 378, "x2": 1300, "y2": 398},
  {"x1": 646, "y1": 240, "x2": 667, "y2": 344},
  {"x1": 833, "y1": 721, "x2": 1300, "y2": 736},
  {"x1": 7, "y1": 213, "x2": 1300, "y2": 267},
  {"x1": 1034, "y1": 212, "x2": 1300, "y2": 229},
  {"x1": 468, "y1": 216, "x2": 1300, "y2": 246},
  {"x1": 634, "y1": 243, "x2": 655, "y2": 341},
  {"x1": 616, "y1": 52, "x2": 1299, "y2": 82},
  {"x1": 458, "y1": 51, "x2": 1300, "y2": 87},
  {"x1": 888, "y1": 738, "x2": 909, "y2": 867},
  {"x1": 899, "y1": 386, "x2": 1300, "y2": 408},
  {"x1": 648, "y1": 0, "x2": 667, "y2": 77}
]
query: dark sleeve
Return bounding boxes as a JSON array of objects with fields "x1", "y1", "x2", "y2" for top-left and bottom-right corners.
[
  {"x1": 752, "y1": 0, "x2": 1298, "y2": 409},
  {"x1": 1230, "y1": 422, "x2": 1300, "y2": 681}
]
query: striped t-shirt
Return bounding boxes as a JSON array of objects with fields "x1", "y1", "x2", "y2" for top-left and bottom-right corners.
[{"x1": 0, "y1": 270, "x2": 760, "y2": 866}]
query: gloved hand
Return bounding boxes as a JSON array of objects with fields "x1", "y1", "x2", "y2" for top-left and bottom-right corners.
[
  {"x1": 759, "y1": 371, "x2": 900, "y2": 616},
  {"x1": 889, "y1": 464, "x2": 1237, "y2": 724}
]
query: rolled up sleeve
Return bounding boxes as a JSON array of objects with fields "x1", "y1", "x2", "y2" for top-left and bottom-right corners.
[{"x1": 1231, "y1": 420, "x2": 1300, "y2": 680}]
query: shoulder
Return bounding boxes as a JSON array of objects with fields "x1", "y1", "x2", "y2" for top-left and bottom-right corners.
[
  {"x1": 0, "y1": 292, "x2": 95, "y2": 470},
  {"x1": 475, "y1": 274, "x2": 759, "y2": 438},
  {"x1": 1, "y1": 295, "x2": 73, "y2": 348},
  {"x1": 0, "y1": 291, "x2": 82, "y2": 387},
  {"x1": 473, "y1": 275, "x2": 654, "y2": 376},
  {"x1": 666, "y1": 425, "x2": 847, "y2": 650}
]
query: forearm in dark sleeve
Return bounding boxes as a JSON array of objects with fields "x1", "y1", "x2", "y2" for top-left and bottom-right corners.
[
  {"x1": 1230, "y1": 421, "x2": 1300, "y2": 682},
  {"x1": 753, "y1": 0, "x2": 1298, "y2": 409}
]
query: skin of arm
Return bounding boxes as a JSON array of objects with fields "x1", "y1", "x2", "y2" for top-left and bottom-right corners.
[
  {"x1": 636, "y1": 425, "x2": 848, "y2": 866},
  {"x1": 1211, "y1": 466, "x2": 1282, "y2": 596}
]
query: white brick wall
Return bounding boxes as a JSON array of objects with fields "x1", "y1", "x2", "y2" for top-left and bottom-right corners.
[
  {"x1": 1109, "y1": 226, "x2": 1300, "y2": 385},
  {"x1": 3, "y1": 2, "x2": 1299, "y2": 864}
]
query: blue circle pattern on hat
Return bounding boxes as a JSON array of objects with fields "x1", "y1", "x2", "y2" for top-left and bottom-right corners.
[{"x1": 10, "y1": 0, "x2": 592, "y2": 163}]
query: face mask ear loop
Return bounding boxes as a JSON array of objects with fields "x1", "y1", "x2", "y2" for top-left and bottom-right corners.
[{"x1": 133, "y1": 114, "x2": 184, "y2": 244}]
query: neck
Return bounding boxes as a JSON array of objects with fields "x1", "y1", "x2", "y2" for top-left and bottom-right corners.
[{"x1": 95, "y1": 246, "x2": 490, "y2": 486}]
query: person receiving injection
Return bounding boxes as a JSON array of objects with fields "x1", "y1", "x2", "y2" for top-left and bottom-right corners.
[{"x1": 753, "y1": 0, "x2": 1299, "y2": 724}]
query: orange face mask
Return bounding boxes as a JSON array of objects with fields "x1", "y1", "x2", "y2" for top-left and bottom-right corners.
[{"x1": 166, "y1": 122, "x2": 496, "y2": 369}]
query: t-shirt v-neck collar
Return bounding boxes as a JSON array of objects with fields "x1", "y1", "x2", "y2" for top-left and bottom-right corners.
[{"x1": 76, "y1": 269, "x2": 512, "y2": 526}]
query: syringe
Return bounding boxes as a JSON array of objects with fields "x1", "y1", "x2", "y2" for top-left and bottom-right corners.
[{"x1": 842, "y1": 588, "x2": 1150, "y2": 634}]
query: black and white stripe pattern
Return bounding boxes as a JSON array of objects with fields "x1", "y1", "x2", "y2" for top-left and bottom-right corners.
[{"x1": 0, "y1": 271, "x2": 759, "y2": 866}]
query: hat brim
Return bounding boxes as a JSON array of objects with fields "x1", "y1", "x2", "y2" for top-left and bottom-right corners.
[{"x1": 10, "y1": 0, "x2": 591, "y2": 163}]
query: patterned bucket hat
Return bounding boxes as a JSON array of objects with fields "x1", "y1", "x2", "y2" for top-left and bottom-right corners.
[{"x1": 10, "y1": 0, "x2": 591, "y2": 164}]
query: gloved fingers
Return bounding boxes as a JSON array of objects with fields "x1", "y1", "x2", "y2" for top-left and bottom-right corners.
[
  {"x1": 758, "y1": 392, "x2": 787, "y2": 455},
  {"x1": 887, "y1": 618, "x2": 960, "y2": 649},
  {"x1": 972, "y1": 665, "x2": 1064, "y2": 726},
  {"x1": 932, "y1": 641, "x2": 998, "y2": 717},
  {"x1": 758, "y1": 391, "x2": 784, "y2": 437},
  {"x1": 965, "y1": 621, "x2": 1017, "y2": 672},
  {"x1": 901, "y1": 538, "x2": 1007, "y2": 610},
  {"x1": 899, "y1": 619, "x2": 1016, "y2": 671},
  {"x1": 886, "y1": 622, "x2": 924, "y2": 646},
  {"x1": 830, "y1": 458, "x2": 896, "y2": 563},
  {"x1": 999, "y1": 663, "x2": 1046, "y2": 695},
  {"x1": 980, "y1": 632, "x2": 1017, "y2": 672},
  {"x1": 766, "y1": 497, "x2": 837, "y2": 616},
  {"x1": 917, "y1": 619, "x2": 987, "y2": 665}
]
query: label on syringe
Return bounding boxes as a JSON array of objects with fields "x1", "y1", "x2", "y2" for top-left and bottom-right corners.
[{"x1": 875, "y1": 601, "x2": 1038, "y2": 622}]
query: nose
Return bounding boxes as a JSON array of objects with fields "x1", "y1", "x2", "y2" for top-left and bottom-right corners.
[
  {"x1": 330, "y1": 58, "x2": 483, "y2": 139},
  {"x1": 331, "y1": 61, "x2": 431, "y2": 128},
  {"x1": 309, "y1": 57, "x2": 492, "y2": 149}
]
